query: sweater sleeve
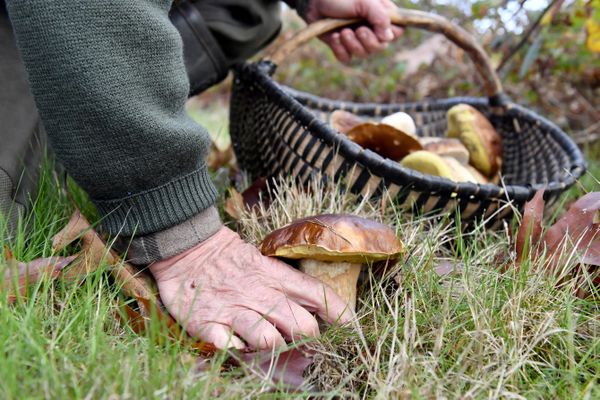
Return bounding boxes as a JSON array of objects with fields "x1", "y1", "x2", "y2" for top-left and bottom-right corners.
[{"x1": 5, "y1": 0, "x2": 221, "y2": 242}]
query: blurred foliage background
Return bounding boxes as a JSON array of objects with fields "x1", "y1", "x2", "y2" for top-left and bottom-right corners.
[{"x1": 189, "y1": 0, "x2": 599, "y2": 158}]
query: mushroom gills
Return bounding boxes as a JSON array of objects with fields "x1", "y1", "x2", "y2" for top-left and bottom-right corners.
[{"x1": 299, "y1": 259, "x2": 362, "y2": 311}]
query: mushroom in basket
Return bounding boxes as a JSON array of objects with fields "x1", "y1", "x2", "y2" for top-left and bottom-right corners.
[
  {"x1": 446, "y1": 104, "x2": 503, "y2": 178},
  {"x1": 330, "y1": 110, "x2": 422, "y2": 161},
  {"x1": 259, "y1": 214, "x2": 402, "y2": 311}
]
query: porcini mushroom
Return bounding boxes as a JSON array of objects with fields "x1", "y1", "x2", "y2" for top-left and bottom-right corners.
[
  {"x1": 446, "y1": 104, "x2": 503, "y2": 177},
  {"x1": 400, "y1": 150, "x2": 454, "y2": 180},
  {"x1": 400, "y1": 151, "x2": 481, "y2": 183},
  {"x1": 259, "y1": 214, "x2": 402, "y2": 310},
  {"x1": 419, "y1": 137, "x2": 470, "y2": 165},
  {"x1": 346, "y1": 123, "x2": 422, "y2": 160},
  {"x1": 381, "y1": 111, "x2": 417, "y2": 137}
]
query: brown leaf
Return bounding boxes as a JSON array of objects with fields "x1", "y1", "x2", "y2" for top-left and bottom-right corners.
[
  {"x1": 241, "y1": 177, "x2": 269, "y2": 210},
  {"x1": 207, "y1": 143, "x2": 234, "y2": 171},
  {"x1": 3, "y1": 255, "x2": 77, "y2": 303},
  {"x1": 52, "y1": 210, "x2": 154, "y2": 302},
  {"x1": 224, "y1": 188, "x2": 244, "y2": 220},
  {"x1": 513, "y1": 191, "x2": 600, "y2": 298},
  {"x1": 543, "y1": 192, "x2": 600, "y2": 268},
  {"x1": 516, "y1": 190, "x2": 545, "y2": 264},
  {"x1": 117, "y1": 299, "x2": 216, "y2": 356},
  {"x1": 239, "y1": 347, "x2": 313, "y2": 391},
  {"x1": 53, "y1": 208, "x2": 221, "y2": 353},
  {"x1": 224, "y1": 178, "x2": 269, "y2": 221}
]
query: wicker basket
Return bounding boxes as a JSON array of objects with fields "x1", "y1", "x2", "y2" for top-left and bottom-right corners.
[{"x1": 229, "y1": 8, "x2": 586, "y2": 228}]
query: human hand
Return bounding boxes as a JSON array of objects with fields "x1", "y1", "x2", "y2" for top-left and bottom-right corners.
[
  {"x1": 302, "y1": 0, "x2": 403, "y2": 63},
  {"x1": 149, "y1": 226, "x2": 352, "y2": 350}
]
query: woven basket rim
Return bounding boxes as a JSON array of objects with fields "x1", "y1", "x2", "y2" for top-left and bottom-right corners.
[{"x1": 232, "y1": 61, "x2": 587, "y2": 204}]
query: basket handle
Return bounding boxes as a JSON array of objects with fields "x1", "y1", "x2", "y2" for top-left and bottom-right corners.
[{"x1": 265, "y1": 7, "x2": 506, "y2": 103}]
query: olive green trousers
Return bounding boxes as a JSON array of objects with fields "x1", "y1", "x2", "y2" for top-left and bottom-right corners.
[{"x1": 0, "y1": 11, "x2": 45, "y2": 237}]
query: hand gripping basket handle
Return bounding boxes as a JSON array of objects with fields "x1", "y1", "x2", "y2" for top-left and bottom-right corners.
[{"x1": 265, "y1": 7, "x2": 507, "y2": 105}]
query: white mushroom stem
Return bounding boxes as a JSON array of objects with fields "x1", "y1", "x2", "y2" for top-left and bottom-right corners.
[{"x1": 299, "y1": 259, "x2": 362, "y2": 311}]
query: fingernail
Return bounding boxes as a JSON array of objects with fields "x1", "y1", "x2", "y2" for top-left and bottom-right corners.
[{"x1": 384, "y1": 28, "x2": 394, "y2": 41}]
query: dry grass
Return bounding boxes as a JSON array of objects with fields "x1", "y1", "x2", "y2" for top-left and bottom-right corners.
[{"x1": 231, "y1": 175, "x2": 600, "y2": 399}]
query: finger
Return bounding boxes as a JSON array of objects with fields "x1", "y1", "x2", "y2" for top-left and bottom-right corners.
[
  {"x1": 299, "y1": 280, "x2": 354, "y2": 325},
  {"x1": 340, "y1": 28, "x2": 368, "y2": 59},
  {"x1": 263, "y1": 258, "x2": 353, "y2": 324},
  {"x1": 195, "y1": 322, "x2": 246, "y2": 350},
  {"x1": 231, "y1": 309, "x2": 287, "y2": 350},
  {"x1": 251, "y1": 296, "x2": 320, "y2": 341},
  {"x1": 363, "y1": 0, "x2": 394, "y2": 42},
  {"x1": 391, "y1": 26, "x2": 404, "y2": 39},
  {"x1": 355, "y1": 26, "x2": 388, "y2": 54},
  {"x1": 322, "y1": 32, "x2": 351, "y2": 63}
]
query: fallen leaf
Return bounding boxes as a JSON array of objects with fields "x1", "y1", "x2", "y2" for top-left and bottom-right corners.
[
  {"x1": 224, "y1": 188, "x2": 245, "y2": 220},
  {"x1": 117, "y1": 299, "x2": 217, "y2": 356},
  {"x1": 543, "y1": 192, "x2": 600, "y2": 269},
  {"x1": 239, "y1": 347, "x2": 313, "y2": 391},
  {"x1": 51, "y1": 208, "x2": 220, "y2": 353},
  {"x1": 52, "y1": 210, "x2": 155, "y2": 301},
  {"x1": 514, "y1": 191, "x2": 600, "y2": 297},
  {"x1": 3, "y1": 246, "x2": 13, "y2": 260},
  {"x1": 3, "y1": 255, "x2": 77, "y2": 303},
  {"x1": 241, "y1": 177, "x2": 269, "y2": 209},
  {"x1": 207, "y1": 143, "x2": 234, "y2": 171},
  {"x1": 516, "y1": 190, "x2": 545, "y2": 264},
  {"x1": 224, "y1": 177, "x2": 270, "y2": 221}
]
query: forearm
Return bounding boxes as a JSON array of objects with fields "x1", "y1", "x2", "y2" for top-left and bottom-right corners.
[{"x1": 6, "y1": 0, "x2": 219, "y2": 240}]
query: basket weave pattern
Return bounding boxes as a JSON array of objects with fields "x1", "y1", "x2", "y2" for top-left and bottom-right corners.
[{"x1": 230, "y1": 61, "x2": 586, "y2": 227}]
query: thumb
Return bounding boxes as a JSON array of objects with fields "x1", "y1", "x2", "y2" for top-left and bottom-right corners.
[{"x1": 365, "y1": 2, "x2": 394, "y2": 42}]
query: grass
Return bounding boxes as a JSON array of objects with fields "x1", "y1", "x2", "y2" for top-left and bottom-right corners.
[
  {"x1": 1, "y1": 31, "x2": 599, "y2": 396},
  {"x1": 1, "y1": 146, "x2": 598, "y2": 398}
]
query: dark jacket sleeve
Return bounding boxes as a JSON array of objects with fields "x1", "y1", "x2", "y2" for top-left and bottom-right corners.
[{"x1": 6, "y1": 0, "x2": 219, "y2": 238}]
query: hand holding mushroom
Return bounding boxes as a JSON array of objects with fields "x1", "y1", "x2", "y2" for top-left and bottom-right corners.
[
  {"x1": 260, "y1": 214, "x2": 403, "y2": 311},
  {"x1": 149, "y1": 227, "x2": 352, "y2": 350}
]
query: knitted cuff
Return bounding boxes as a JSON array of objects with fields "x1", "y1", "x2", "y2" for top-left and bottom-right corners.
[
  {"x1": 94, "y1": 165, "x2": 218, "y2": 237},
  {"x1": 125, "y1": 205, "x2": 222, "y2": 265}
]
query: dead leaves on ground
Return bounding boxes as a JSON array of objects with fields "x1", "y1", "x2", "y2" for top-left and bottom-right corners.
[
  {"x1": 2, "y1": 254, "x2": 76, "y2": 304},
  {"x1": 516, "y1": 190, "x2": 600, "y2": 297},
  {"x1": 2, "y1": 206, "x2": 312, "y2": 389},
  {"x1": 224, "y1": 177, "x2": 270, "y2": 221}
]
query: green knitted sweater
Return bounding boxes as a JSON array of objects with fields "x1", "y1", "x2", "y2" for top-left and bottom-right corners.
[
  {"x1": 6, "y1": 0, "x2": 310, "y2": 263},
  {"x1": 7, "y1": 0, "x2": 218, "y2": 238}
]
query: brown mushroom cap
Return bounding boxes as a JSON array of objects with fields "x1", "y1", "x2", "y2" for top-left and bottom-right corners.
[
  {"x1": 259, "y1": 214, "x2": 403, "y2": 263},
  {"x1": 346, "y1": 123, "x2": 423, "y2": 161}
]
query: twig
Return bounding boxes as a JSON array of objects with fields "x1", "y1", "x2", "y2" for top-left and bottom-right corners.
[{"x1": 497, "y1": 0, "x2": 561, "y2": 73}]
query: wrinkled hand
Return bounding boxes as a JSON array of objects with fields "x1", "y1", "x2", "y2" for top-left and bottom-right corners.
[
  {"x1": 303, "y1": 0, "x2": 403, "y2": 63},
  {"x1": 149, "y1": 227, "x2": 352, "y2": 350}
]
